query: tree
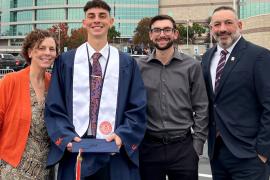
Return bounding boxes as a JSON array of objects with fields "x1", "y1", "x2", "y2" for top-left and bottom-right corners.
[
  {"x1": 177, "y1": 24, "x2": 188, "y2": 44},
  {"x1": 176, "y1": 23, "x2": 206, "y2": 44},
  {"x1": 192, "y1": 23, "x2": 206, "y2": 36},
  {"x1": 108, "y1": 26, "x2": 120, "y2": 43},
  {"x1": 133, "y1": 17, "x2": 152, "y2": 46},
  {"x1": 48, "y1": 23, "x2": 69, "y2": 53},
  {"x1": 66, "y1": 25, "x2": 120, "y2": 49},
  {"x1": 67, "y1": 27, "x2": 87, "y2": 49},
  {"x1": 204, "y1": 16, "x2": 216, "y2": 45},
  {"x1": 177, "y1": 24, "x2": 195, "y2": 44}
]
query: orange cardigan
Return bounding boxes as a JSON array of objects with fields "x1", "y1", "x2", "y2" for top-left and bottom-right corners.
[{"x1": 0, "y1": 67, "x2": 51, "y2": 167}]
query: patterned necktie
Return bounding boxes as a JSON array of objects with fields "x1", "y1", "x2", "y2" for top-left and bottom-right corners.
[
  {"x1": 215, "y1": 49, "x2": 228, "y2": 92},
  {"x1": 90, "y1": 52, "x2": 102, "y2": 137}
]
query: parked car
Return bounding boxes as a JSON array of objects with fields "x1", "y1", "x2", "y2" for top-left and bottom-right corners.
[
  {"x1": 0, "y1": 53, "x2": 26, "y2": 71},
  {"x1": 130, "y1": 54, "x2": 148, "y2": 61},
  {"x1": 14, "y1": 54, "x2": 27, "y2": 70}
]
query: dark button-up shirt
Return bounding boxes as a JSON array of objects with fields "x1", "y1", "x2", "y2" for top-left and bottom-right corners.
[{"x1": 137, "y1": 49, "x2": 208, "y2": 154}]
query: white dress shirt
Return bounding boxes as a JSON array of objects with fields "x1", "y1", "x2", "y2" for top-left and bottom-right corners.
[{"x1": 210, "y1": 36, "x2": 241, "y2": 90}]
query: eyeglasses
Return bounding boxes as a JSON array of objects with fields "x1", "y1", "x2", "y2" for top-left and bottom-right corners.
[{"x1": 150, "y1": 27, "x2": 175, "y2": 35}]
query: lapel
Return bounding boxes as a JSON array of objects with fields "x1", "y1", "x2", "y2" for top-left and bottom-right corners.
[
  {"x1": 118, "y1": 52, "x2": 129, "y2": 85},
  {"x1": 214, "y1": 37, "x2": 247, "y2": 99},
  {"x1": 205, "y1": 46, "x2": 217, "y2": 101},
  {"x1": 116, "y1": 52, "x2": 129, "y2": 125}
]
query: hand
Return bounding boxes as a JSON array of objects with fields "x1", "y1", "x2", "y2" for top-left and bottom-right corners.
[
  {"x1": 66, "y1": 137, "x2": 81, "y2": 152},
  {"x1": 106, "y1": 133, "x2": 122, "y2": 149},
  {"x1": 258, "y1": 154, "x2": 268, "y2": 163}
]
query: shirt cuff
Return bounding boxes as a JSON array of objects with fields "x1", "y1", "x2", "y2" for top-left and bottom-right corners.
[{"x1": 193, "y1": 138, "x2": 204, "y2": 156}]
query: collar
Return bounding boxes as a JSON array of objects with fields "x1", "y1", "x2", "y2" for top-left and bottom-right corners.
[
  {"x1": 147, "y1": 48, "x2": 183, "y2": 63},
  {"x1": 86, "y1": 42, "x2": 109, "y2": 59}
]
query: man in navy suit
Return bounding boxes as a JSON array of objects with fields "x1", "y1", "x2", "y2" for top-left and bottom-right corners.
[
  {"x1": 45, "y1": 0, "x2": 146, "y2": 179},
  {"x1": 202, "y1": 6, "x2": 270, "y2": 180}
]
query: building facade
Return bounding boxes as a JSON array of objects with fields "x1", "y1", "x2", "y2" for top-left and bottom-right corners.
[
  {"x1": 239, "y1": 0, "x2": 270, "y2": 19},
  {"x1": 159, "y1": 0, "x2": 235, "y2": 24},
  {"x1": 159, "y1": 0, "x2": 236, "y2": 54},
  {"x1": 0, "y1": 0, "x2": 158, "y2": 51},
  {"x1": 159, "y1": 0, "x2": 270, "y2": 50},
  {"x1": 1, "y1": 0, "x2": 270, "y2": 53},
  {"x1": 240, "y1": 0, "x2": 270, "y2": 49}
]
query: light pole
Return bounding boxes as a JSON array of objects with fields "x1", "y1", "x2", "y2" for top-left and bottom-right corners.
[
  {"x1": 210, "y1": 31, "x2": 213, "y2": 48},
  {"x1": 113, "y1": 1, "x2": 115, "y2": 18},
  {"x1": 233, "y1": 0, "x2": 236, "y2": 10},
  {"x1": 57, "y1": 26, "x2": 61, "y2": 54},
  {"x1": 118, "y1": 17, "x2": 121, "y2": 44},
  {"x1": 186, "y1": 19, "x2": 189, "y2": 49}
]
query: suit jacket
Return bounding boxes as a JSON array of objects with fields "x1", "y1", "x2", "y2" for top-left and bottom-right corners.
[
  {"x1": 0, "y1": 67, "x2": 51, "y2": 167},
  {"x1": 45, "y1": 49, "x2": 147, "y2": 179},
  {"x1": 201, "y1": 37, "x2": 270, "y2": 160}
]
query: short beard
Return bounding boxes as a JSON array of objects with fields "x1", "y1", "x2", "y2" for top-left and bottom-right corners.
[
  {"x1": 214, "y1": 30, "x2": 241, "y2": 49},
  {"x1": 154, "y1": 40, "x2": 174, "y2": 50}
]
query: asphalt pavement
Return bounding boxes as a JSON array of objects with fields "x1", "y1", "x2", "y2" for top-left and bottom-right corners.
[
  {"x1": 199, "y1": 157, "x2": 212, "y2": 180},
  {"x1": 199, "y1": 142, "x2": 212, "y2": 180}
]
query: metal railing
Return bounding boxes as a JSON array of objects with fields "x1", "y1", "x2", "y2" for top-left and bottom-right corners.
[{"x1": 0, "y1": 69, "x2": 14, "y2": 79}]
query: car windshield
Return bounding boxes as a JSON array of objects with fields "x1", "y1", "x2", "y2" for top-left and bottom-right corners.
[{"x1": 3, "y1": 54, "x2": 15, "y2": 59}]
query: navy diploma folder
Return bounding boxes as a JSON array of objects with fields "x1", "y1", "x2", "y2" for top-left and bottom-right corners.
[{"x1": 72, "y1": 139, "x2": 119, "y2": 153}]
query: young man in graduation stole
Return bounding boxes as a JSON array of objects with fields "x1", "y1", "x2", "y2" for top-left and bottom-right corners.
[{"x1": 45, "y1": 0, "x2": 147, "y2": 179}]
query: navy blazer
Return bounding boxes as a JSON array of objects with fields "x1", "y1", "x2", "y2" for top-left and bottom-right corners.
[
  {"x1": 202, "y1": 37, "x2": 270, "y2": 160},
  {"x1": 45, "y1": 49, "x2": 147, "y2": 179}
]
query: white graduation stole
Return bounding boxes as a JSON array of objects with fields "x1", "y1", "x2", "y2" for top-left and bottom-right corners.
[{"x1": 73, "y1": 43, "x2": 119, "y2": 138}]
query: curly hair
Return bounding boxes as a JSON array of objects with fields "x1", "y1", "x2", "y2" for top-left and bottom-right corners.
[{"x1": 21, "y1": 29, "x2": 59, "y2": 64}]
